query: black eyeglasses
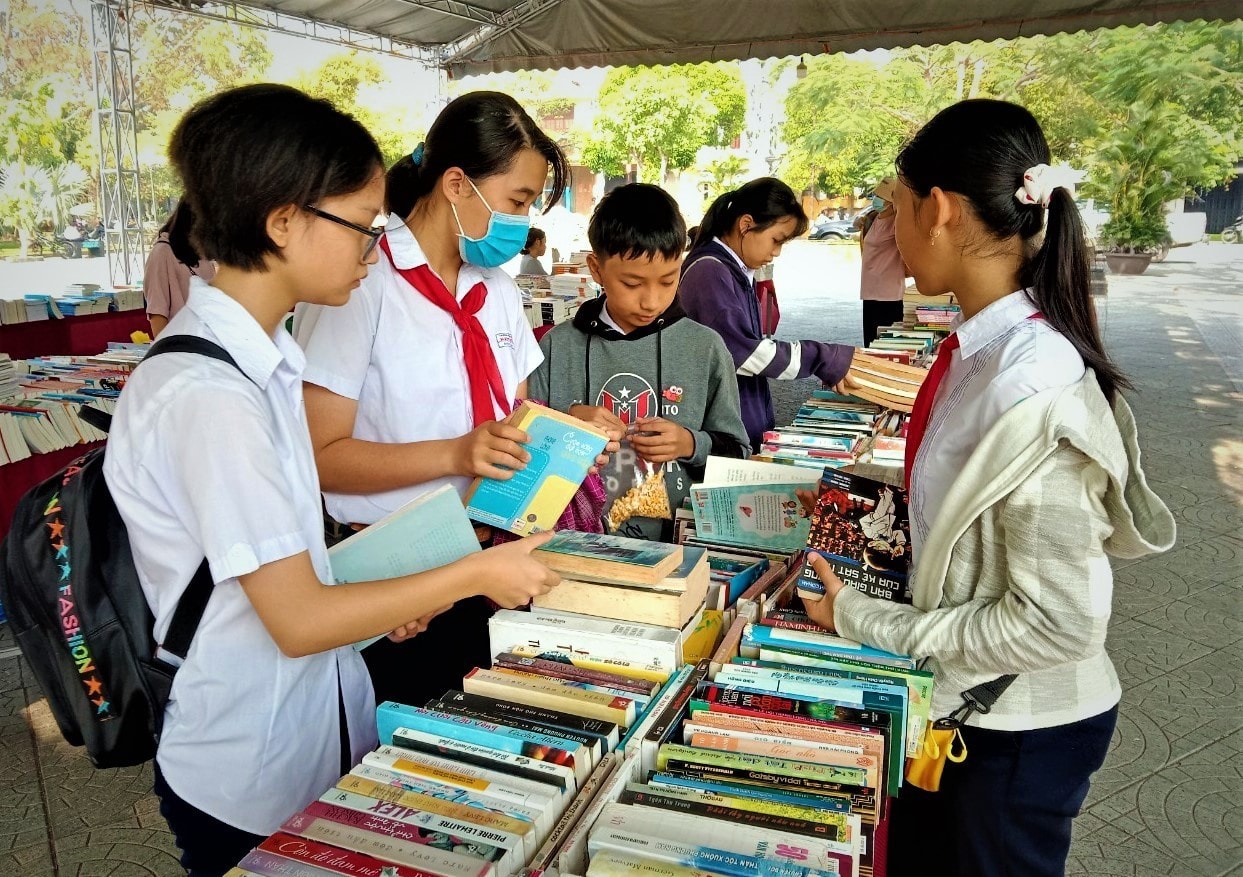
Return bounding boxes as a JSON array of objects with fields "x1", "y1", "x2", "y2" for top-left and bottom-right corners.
[{"x1": 304, "y1": 205, "x2": 387, "y2": 261}]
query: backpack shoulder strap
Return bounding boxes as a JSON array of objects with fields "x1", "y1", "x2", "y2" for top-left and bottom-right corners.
[
  {"x1": 683, "y1": 253, "x2": 724, "y2": 276},
  {"x1": 162, "y1": 561, "x2": 213, "y2": 661},
  {"x1": 83, "y1": 336, "x2": 252, "y2": 661}
]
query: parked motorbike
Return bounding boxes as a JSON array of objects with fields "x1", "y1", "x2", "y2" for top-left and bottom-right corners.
[{"x1": 1222, "y1": 214, "x2": 1242, "y2": 244}]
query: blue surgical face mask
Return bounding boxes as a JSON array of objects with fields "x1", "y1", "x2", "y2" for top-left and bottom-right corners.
[
  {"x1": 452, "y1": 178, "x2": 530, "y2": 268},
  {"x1": 872, "y1": 196, "x2": 885, "y2": 211}
]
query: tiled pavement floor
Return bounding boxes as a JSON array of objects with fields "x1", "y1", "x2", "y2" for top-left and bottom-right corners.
[{"x1": 1, "y1": 242, "x2": 1240, "y2": 875}]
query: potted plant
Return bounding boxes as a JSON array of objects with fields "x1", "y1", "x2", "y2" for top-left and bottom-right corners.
[{"x1": 1096, "y1": 208, "x2": 1170, "y2": 275}]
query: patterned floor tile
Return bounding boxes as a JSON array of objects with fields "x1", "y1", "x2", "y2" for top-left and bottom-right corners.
[
  {"x1": 1083, "y1": 731, "x2": 1243, "y2": 875},
  {"x1": 1106, "y1": 617, "x2": 1215, "y2": 688},
  {"x1": 0, "y1": 723, "x2": 50, "y2": 859},
  {"x1": 1123, "y1": 644, "x2": 1243, "y2": 762},
  {"x1": 0, "y1": 841, "x2": 55, "y2": 877},
  {"x1": 53, "y1": 816, "x2": 182, "y2": 877},
  {"x1": 1068, "y1": 819, "x2": 1188, "y2": 876},
  {"x1": 24, "y1": 698, "x2": 158, "y2": 837},
  {"x1": 1131, "y1": 578, "x2": 1243, "y2": 650}
]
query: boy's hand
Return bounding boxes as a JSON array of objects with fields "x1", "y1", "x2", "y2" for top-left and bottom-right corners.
[
  {"x1": 568, "y1": 405, "x2": 626, "y2": 440},
  {"x1": 568, "y1": 405, "x2": 624, "y2": 473},
  {"x1": 631, "y1": 417, "x2": 695, "y2": 464},
  {"x1": 453, "y1": 421, "x2": 530, "y2": 479}
]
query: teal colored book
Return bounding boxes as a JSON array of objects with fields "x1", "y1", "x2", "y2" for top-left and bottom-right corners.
[
  {"x1": 466, "y1": 402, "x2": 609, "y2": 536},
  {"x1": 533, "y1": 530, "x2": 683, "y2": 585},
  {"x1": 328, "y1": 484, "x2": 481, "y2": 650}
]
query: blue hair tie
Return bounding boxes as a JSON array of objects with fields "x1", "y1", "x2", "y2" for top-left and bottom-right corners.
[{"x1": 411, "y1": 142, "x2": 425, "y2": 167}]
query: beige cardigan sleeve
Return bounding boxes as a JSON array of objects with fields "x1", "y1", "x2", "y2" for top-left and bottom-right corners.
[{"x1": 833, "y1": 447, "x2": 1116, "y2": 677}]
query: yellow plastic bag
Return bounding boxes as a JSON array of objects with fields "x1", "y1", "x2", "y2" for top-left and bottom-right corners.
[{"x1": 904, "y1": 719, "x2": 968, "y2": 792}]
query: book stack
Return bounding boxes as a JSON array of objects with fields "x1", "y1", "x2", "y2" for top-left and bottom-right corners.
[
  {"x1": 843, "y1": 353, "x2": 927, "y2": 414},
  {"x1": 524, "y1": 295, "x2": 582, "y2": 329},
  {"x1": 913, "y1": 303, "x2": 957, "y2": 332},
  {"x1": 529, "y1": 531, "x2": 709, "y2": 630},
  {"x1": 549, "y1": 272, "x2": 599, "y2": 299},
  {"x1": 0, "y1": 299, "x2": 27, "y2": 325},
  {"x1": 109, "y1": 286, "x2": 146, "y2": 311},
  {"x1": 901, "y1": 287, "x2": 956, "y2": 328}
]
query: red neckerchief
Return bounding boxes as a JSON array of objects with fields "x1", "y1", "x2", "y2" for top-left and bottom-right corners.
[
  {"x1": 379, "y1": 235, "x2": 510, "y2": 426},
  {"x1": 905, "y1": 311, "x2": 1044, "y2": 488}
]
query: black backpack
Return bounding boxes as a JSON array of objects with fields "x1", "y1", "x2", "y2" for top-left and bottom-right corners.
[{"x1": 0, "y1": 336, "x2": 250, "y2": 768}]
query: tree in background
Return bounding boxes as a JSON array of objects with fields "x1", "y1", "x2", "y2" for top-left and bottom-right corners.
[
  {"x1": 584, "y1": 64, "x2": 746, "y2": 183},
  {"x1": 293, "y1": 52, "x2": 425, "y2": 169},
  {"x1": 780, "y1": 21, "x2": 1243, "y2": 210},
  {"x1": 702, "y1": 155, "x2": 749, "y2": 199}
]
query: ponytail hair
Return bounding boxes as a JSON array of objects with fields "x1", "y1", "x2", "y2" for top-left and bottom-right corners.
[
  {"x1": 158, "y1": 198, "x2": 201, "y2": 267},
  {"x1": 386, "y1": 91, "x2": 570, "y2": 219},
  {"x1": 692, "y1": 177, "x2": 808, "y2": 251},
  {"x1": 896, "y1": 99, "x2": 1128, "y2": 403}
]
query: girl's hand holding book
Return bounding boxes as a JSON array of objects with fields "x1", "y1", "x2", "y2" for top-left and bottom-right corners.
[
  {"x1": 454, "y1": 420, "x2": 531, "y2": 479},
  {"x1": 802, "y1": 554, "x2": 848, "y2": 632},
  {"x1": 473, "y1": 530, "x2": 562, "y2": 608}
]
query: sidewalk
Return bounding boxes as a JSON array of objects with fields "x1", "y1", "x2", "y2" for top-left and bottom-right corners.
[{"x1": 1, "y1": 243, "x2": 1240, "y2": 876}]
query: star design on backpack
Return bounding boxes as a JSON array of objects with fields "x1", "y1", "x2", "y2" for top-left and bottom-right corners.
[
  {"x1": 54, "y1": 542, "x2": 69, "y2": 560},
  {"x1": 92, "y1": 697, "x2": 110, "y2": 716},
  {"x1": 86, "y1": 677, "x2": 103, "y2": 696},
  {"x1": 59, "y1": 562, "x2": 71, "y2": 582},
  {"x1": 47, "y1": 519, "x2": 64, "y2": 539}
]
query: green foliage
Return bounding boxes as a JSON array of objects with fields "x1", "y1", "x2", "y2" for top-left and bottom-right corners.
[
  {"x1": 294, "y1": 52, "x2": 423, "y2": 169},
  {"x1": 780, "y1": 21, "x2": 1243, "y2": 209},
  {"x1": 703, "y1": 156, "x2": 749, "y2": 198},
  {"x1": 0, "y1": 162, "x2": 52, "y2": 257},
  {"x1": 584, "y1": 64, "x2": 746, "y2": 181},
  {"x1": 1097, "y1": 211, "x2": 1170, "y2": 253}
]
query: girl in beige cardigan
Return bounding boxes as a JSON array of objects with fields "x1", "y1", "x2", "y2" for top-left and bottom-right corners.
[{"x1": 804, "y1": 100, "x2": 1175, "y2": 877}]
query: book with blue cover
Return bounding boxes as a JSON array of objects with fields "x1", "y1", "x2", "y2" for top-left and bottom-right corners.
[
  {"x1": 466, "y1": 402, "x2": 608, "y2": 536},
  {"x1": 328, "y1": 484, "x2": 481, "y2": 650}
]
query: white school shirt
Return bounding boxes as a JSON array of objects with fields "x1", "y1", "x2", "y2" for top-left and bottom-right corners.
[
  {"x1": 102, "y1": 280, "x2": 376, "y2": 835},
  {"x1": 910, "y1": 290, "x2": 1086, "y2": 559},
  {"x1": 298, "y1": 219, "x2": 543, "y2": 525}
]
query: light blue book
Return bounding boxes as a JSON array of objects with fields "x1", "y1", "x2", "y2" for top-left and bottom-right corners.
[
  {"x1": 647, "y1": 772, "x2": 852, "y2": 812},
  {"x1": 740, "y1": 622, "x2": 916, "y2": 670},
  {"x1": 327, "y1": 484, "x2": 480, "y2": 650},
  {"x1": 689, "y1": 483, "x2": 814, "y2": 553}
]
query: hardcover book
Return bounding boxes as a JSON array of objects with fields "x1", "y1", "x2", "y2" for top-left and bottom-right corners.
[{"x1": 466, "y1": 402, "x2": 609, "y2": 536}]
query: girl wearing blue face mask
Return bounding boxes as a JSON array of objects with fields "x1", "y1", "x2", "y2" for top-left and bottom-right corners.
[{"x1": 297, "y1": 91, "x2": 570, "y2": 708}]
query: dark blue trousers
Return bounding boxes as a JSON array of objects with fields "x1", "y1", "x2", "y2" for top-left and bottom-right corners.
[
  {"x1": 886, "y1": 705, "x2": 1117, "y2": 877},
  {"x1": 153, "y1": 762, "x2": 266, "y2": 877}
]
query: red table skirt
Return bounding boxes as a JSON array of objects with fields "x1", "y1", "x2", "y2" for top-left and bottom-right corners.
[
  {"x1": 0, "y1": 442, "x2": 103, "y2": 540},
  {"x1": 0, "y1": 310, "x2": 150, "y2": 359}
]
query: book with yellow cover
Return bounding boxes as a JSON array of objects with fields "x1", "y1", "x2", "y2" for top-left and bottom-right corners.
[{"x1": 466, "y1": 402, "x2": 608, "y2": 536}]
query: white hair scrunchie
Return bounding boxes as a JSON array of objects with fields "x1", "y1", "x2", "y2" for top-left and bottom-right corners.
[{"x1": 1015, "y1": 163, "x2": 1086, "y2": 208}]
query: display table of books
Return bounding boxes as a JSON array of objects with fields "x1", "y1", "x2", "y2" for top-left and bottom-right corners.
[
  {"x1": 224, "y1": 360, "x2": 937, "y2": 877},
  {"x1": 0, "y1": 290, "x2": 147, "y2": 360},
  {"x1": 225, "y1": 535, "x2": 926, "y2": 877}
]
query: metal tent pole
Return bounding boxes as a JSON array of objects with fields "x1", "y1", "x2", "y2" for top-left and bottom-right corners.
[{"x1": 91, "y1": 0, "x2": 146, "y2": 287}]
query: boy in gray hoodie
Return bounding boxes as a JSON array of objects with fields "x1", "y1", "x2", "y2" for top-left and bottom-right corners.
[{"x1": 528, "y1": 184, "x2": 750, "y2": 541}]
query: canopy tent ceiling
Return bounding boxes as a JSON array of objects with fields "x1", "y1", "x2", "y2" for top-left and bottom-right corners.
[{"x1": 156, "y1": 0, "x2": 1241, "y2": 75}]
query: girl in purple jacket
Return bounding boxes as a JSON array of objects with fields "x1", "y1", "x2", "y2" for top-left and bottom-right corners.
[{"x1": 678, "y1": 178, "x2": 853, "y2": 448}]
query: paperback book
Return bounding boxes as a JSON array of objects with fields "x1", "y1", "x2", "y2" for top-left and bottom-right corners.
[{"x1": 798, "y1": 469, "x2": 911, "y2": 604}]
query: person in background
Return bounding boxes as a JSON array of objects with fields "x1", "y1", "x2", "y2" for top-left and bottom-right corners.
[
  {"x1": 145, "y1": 199, "x2": 217, "y2": 337},
  {"x1": 528, "y1": 184, "x2": 749, "y2": 542},
  {"x1": 519, "y1": 227, "x2": 549, "y2": 275},
  {"x1": 678, "y1": 177, "x2": 854, "y2": 450},
  {"x1": 104, "y1": 83, "x2": 557, "y2": 877},
  {"x1": 298, "y1": 91, "x2": 571, "y2": 710},
  {"x1": 802, "y1": 99, "x2": 1175, "y2": 877},
  {"x1": 858, "y1": 177, "x2": 909, "y2": 346}
]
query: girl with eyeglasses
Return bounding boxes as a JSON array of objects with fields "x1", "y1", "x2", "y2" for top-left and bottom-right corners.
[
  {"x1": 102, "y1": 84, "x2": 559, "y2": 877},
  {"x1": 297, "y1": 91, "x2": 573, "y2": 709}
]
